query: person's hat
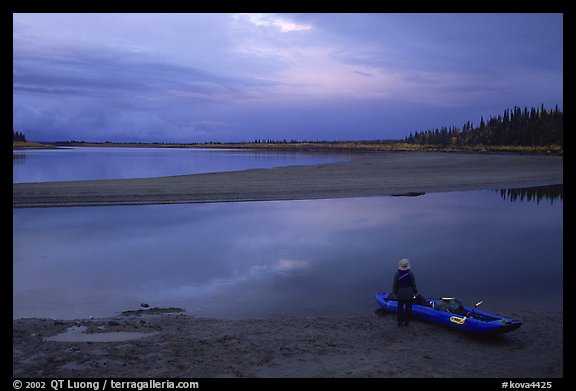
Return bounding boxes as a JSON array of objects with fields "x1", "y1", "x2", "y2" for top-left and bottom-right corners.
[{"x1": 398, "y1": 258, "x2": 411, "y2": 271}]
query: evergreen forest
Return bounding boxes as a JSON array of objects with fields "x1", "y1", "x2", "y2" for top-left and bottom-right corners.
[{"x1": 404, "y1": 105, "x2": 562, "y2": 147}]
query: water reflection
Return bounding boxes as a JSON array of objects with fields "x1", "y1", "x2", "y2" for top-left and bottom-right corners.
[
  {"x1": 495, "y1": 184, "x2": 563, "y2": 204},
  {"x1": 12, "y1": 153, "x2": 26, "y2": 165},
  {"x1": 12, "y1": 147, "x2": 349, "y2": 183},
  {"x1": 13, "y1": 190, "x2": 562, "y2": 320}
]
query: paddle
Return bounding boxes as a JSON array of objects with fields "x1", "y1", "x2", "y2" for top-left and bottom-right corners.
[
  {"x1": 449, "y1": 300, "x2": 483, "y2": 325},
  {"x1": 465, "y1": 300, "x2": 483, "y2": 317}
]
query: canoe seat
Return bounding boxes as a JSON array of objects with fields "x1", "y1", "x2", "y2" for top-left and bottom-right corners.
[{"x1": 432, "y1": 298, "x2": 466, "y2": 314}]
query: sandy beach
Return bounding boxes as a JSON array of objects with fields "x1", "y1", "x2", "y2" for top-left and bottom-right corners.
[
  {"x1": 13, "y1": 307, "x2": 562, "y2": 378},
  {"x1": 13, "y1": 151, "x2": 562, "y2": 208}
]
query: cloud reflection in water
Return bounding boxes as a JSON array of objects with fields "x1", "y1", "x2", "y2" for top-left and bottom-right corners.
[{"x1": 13, "y1": 190, "x2": 562, "y2": 320}]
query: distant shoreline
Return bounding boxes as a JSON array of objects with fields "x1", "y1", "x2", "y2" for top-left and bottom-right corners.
[
  {"x1": 13, "y1": 151, "x2": 562, "y2": 208},
  {"x1": 13, "y1": 140, "x2": 563, "y2": 155}
]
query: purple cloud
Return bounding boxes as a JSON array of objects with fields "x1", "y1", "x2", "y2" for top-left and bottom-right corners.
[{"x1": 13, "y1": 13, "x2": 563, "y2": 142}]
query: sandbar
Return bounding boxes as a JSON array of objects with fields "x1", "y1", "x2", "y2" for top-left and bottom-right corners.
[{"x1": 13, "y1": 152, "x2": 563, "y2": 208}]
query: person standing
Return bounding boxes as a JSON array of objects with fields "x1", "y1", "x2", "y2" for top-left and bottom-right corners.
[{"x1": 392, "y1": 258, "x2": 417, "y2": 327}]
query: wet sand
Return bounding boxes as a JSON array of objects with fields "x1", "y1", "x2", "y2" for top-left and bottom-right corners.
[
  {"x1": 13, "y1": 152, "x2": 562, "y2": 208},
  {"x1": 13, "y1": 308, "x2": 562, "y2": 378}
]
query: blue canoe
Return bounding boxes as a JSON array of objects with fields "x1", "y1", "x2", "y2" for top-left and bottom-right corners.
[{"x1": 376, "y1": 292, "x2": 521, "y2": 334}]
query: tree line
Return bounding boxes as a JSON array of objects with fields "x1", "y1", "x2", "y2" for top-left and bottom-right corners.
[
  {"x1": 404, "y1": 105, "x2": 562, "y2": 147},
  {"x1": 13, "y1": 104, "x2": 563, "y2": 150},
  {"x1": 13, "y1": 130, "x2": 27, "y2": 142}
]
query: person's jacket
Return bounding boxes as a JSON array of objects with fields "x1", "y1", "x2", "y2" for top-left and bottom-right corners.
[{"x1": 392, "y1": 270, "x2": 417, "y2": 300}]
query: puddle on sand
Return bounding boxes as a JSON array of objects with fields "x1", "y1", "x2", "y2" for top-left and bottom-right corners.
[{"x1": 44, "y1": 325, "x2": 158, "y2": 343}]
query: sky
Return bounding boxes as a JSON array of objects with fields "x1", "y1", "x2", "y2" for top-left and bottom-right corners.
[{"x1": 13, "y1": 13, "x2": 563, "y2": 143}]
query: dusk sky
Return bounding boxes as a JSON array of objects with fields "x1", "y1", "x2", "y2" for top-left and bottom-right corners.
[{"x1": 13, "y1": 13, "x2": 563, "y2": 143}]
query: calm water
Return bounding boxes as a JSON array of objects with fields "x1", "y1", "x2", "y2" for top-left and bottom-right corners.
[
  {"x1": 13, "y1": 147, "x2": 348, "y2": 183},
  {"x1": 13, "y1": 190, "x2": 562, "y2": 320}
]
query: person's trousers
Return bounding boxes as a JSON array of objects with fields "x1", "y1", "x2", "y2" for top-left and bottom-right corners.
[{"x1": 397, "y1": 300, "x2": 413, "y2": 325}]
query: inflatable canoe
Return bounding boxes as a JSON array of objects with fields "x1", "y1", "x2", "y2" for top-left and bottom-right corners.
[{"x1": 376, "y1": 292, "x2": 521, "y2": 334}]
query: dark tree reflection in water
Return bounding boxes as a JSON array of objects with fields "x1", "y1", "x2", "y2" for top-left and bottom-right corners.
[{"x1": 495, "y1": 184, "x2": 563, "y2": 204}]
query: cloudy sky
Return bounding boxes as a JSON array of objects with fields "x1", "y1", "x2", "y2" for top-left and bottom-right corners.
[{"x1": 13, "y1": 13, "x2": 563, "y2": 143}]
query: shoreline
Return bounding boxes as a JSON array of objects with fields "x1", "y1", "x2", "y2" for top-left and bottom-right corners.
[
  {"x1": 14, "y1": 140, "x2": 564, "y2": 155},
  {"x1": 13, "y1": 308, "x2": 563, "y2": 378},
  {"x1": 13, "y1": 151, "x2": 563, "y2": 208}
]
